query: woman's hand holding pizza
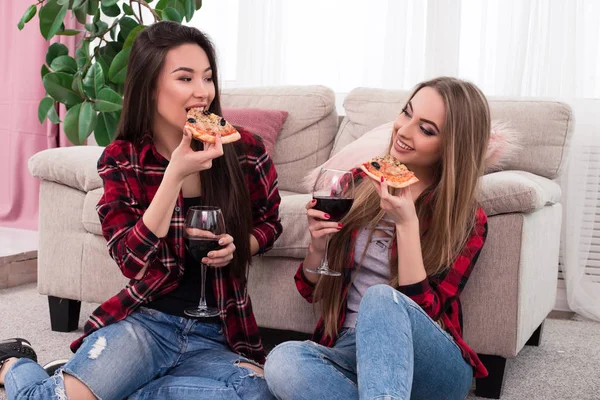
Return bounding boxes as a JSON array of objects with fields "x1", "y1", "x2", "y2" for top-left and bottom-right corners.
[
  {"x1": 306, "y1": 200, "x2": 343, "y2": 254},
  {"x1": 373, "y1": 177, "x2": 418, "y2": 227},
  {"x1": 168, "y1": 126, "x2": 224, "y2": 181}
]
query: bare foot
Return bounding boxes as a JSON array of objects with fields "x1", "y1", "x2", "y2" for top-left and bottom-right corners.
[{"x1": 0, "y1": 358, "x2": 18, "y2": 385}]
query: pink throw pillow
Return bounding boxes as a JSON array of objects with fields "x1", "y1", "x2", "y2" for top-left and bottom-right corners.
[{"x1": 222, "y1": 108, "x2": 289, "y2": 155}]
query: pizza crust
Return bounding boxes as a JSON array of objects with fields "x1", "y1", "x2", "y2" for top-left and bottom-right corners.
[
  {"x1": 360, "y1": 164, "x2": 419, "y2": 188},
  {"x1": 187, "y1": 125, "x2": 241, "y2": 144}
]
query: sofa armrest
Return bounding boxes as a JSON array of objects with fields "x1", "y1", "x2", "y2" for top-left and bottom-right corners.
[
  {"x1": 479, "y1": 171, "x2": 561, "y2": 216},
  {"x1": 28, "y1": 147, "x2": 104, "y2": 193}
]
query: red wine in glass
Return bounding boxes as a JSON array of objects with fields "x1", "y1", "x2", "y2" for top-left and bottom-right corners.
[
  {"x1": 183, "y1": 206, "x2": 226, "y2": 318},
  {"x1": 305, "y1": 169, "x2": 355, "y2": 276},
  {"x1": 313, "y1": 197, "x2": 354, "y2": 222},
  {"x1": 186, "y1": 238, "x2": 222, "y2": 262}
]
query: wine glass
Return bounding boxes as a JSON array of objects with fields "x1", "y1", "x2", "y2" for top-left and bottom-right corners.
[
  {"x1": 183, "y1": 206, "x2": 225, "y2": 318},
  {"x1": 305, "y1": 168, "x2": 355, "y2": 276}
]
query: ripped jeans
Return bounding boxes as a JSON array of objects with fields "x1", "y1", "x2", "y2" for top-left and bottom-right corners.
[{"x1": 4, "y1": 307, "x2": 273, "y2": 400}]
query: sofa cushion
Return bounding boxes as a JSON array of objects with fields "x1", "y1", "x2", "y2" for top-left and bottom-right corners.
[
  {"x1": 221, "y1": 86, "x2": 338, "y2": 193},
  {"x1": 264, "y1": 191, "x2": 311, "y2": 258},
  {"x1": 479, "y1": 171, "x2": 561, "y2": 216},
  {"x1": 335, "y1": 87, "x2": 573, "y2": 180},
  {"x1": 222, "y1": 107, "x2": 289, "y2": 156},
  {"x1": 28, "y1": 146, "x2": 104, "y2": 192},
  {"x1": 83, "y1": 188, "x2": 103, "y2": 235}
]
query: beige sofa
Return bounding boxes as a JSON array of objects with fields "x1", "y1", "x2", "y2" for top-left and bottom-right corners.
[{"x1": 28, "y1": 85, "x2": 572, "y2": 399}]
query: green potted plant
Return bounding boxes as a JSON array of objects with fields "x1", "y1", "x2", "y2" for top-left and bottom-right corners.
[{"x1": 18, "y1": 0, "x2": 202, "y2": 145}]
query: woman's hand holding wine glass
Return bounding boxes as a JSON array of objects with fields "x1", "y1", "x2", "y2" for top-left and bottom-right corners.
[{"x1": 304, "y1": 168, "x2": 355, "y2": 276}]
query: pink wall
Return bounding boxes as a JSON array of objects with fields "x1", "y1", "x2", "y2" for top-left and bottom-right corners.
[{"x1": 0, "y1": 4, "x2": 81, "y2": 230}]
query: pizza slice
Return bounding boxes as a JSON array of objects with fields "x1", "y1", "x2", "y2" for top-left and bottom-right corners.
[
  {"x1": 185, "y1": 108, "x2": 241, "y2": 144},
  {"x1": 360, "y1": 155, "x2": 419, "y2": 188}
]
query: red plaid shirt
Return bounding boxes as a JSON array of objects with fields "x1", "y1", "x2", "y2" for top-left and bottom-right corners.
[
  {"x1": 294, "y1": 170, "x2": 489, "y2": 378},
  {"x1": 70, "y1": 129, "x2": 282, "y2": 364}
]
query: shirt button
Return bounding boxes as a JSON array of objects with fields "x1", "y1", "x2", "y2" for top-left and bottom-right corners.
[
  {"x1": 175, "y1": 245, "x2": 180, "y2": 250},
  {"x1": 175, "y1": 206, "x2": 181, "y2": 212}
]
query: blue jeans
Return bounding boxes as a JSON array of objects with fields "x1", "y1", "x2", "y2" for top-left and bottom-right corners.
[
  {"x1": 264, "y1": 284, "x2": 473, "y2": 400},
  {"x1": 4, "y1": 307, "x2": 273, "y2": 400}
]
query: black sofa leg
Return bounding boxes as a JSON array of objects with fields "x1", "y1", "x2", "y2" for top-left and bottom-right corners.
[
  {"x1": 48, "y1": 296, "x2": 81, "y2": 332},
  {"x1": 526, "y1": 321, "x2": 544, "y2": 346},
  {"x1": 475, "y1": 354, "x2": 507, "y2": 399}
]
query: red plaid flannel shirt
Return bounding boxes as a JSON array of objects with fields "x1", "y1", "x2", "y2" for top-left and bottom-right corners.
[
  {"x1": 70, "y1": 129, "x2": 282, "y2": 364},
  {"x1": 294, "y1": 170, "x2": 489, "y2": 377}
]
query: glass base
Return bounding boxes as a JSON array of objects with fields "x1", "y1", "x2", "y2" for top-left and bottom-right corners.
[
  {"x1": 184, "y1": 306, "x2": 220, "y2": 318},
  {"x1": 304, "y1": 267, "x2": 342, "y2": 277}
]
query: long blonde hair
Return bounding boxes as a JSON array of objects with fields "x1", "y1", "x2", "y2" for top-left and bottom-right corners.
[{"x1": 313, "y1": 77, "x2": 491, "y2": 338}]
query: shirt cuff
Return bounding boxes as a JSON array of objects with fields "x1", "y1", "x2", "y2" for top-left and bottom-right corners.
[
  {"x1": 397, "y1": 278, "x2": 431, "y2": 297},
  {"x1": 125, "y1": 218, "x2": 161, "y2": 262}
]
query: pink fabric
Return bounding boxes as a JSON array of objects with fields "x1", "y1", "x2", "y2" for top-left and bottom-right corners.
[
  {"x1": 0, "y1": 6, "x2": 82, "y2": 229},
  {"x1": 222, "y1": 108, "x2": 288, "y2": 155}
]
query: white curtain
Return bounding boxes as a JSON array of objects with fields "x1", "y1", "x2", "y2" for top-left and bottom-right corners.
[{"x1": 192, "y1": 0, "x2": 600, "y2": 319}]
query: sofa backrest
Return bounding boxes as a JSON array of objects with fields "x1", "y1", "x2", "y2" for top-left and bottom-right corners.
[
  {"x1": 333, "y1": 87, "x2": 574, "y2": 180},
  {"x1": 221, "y1": 86, "x2": 338, "y2": 192}
]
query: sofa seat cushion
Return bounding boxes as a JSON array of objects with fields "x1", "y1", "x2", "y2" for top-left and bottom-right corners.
[
  {"x1": 265, "y1": 191, "x2": 311, "y2": 259},
  {"x1": 479, "y1": 171, "x2": 561, "y2": 216},
  {"x1": 83, "y1": 188, "x2": 103, "y2": 235},
  {"x1": 28, "y1": 146, "x2": 104, "y2": 192}
]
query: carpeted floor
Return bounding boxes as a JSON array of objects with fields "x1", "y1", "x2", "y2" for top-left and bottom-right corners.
[{"x1": 1, "y1": 283, "x2": 599, "y2": 399}]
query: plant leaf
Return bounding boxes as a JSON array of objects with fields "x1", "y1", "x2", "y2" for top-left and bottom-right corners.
[
  {"x1": 108, "y1": 47, "x2": 131, "y2": 84},
  {"x1": 194, "y1": 0, "x2": 202, "y2": 10},
  {"x1": 83, "y1": 62, "x2": 105, "y2": 98},
  {"x1": 97, "y1": 41, "x2": 122, "y2": 77},
  {"x1": 64, "y1": 103, "x2": 83, "y2": 145},
  {"x1": 123, "y1": 25, "x2": 145, "y2": 49},
  {"x1": 17, "y1": 5, "x2": 37, "y2": 30},
  {"x1": 57, "y1": 0, "x2": 70, "y2": 5},
  {"x1": 155, "y1": 0, "x2": 169, "y2": 12},
  {"x1": 47, "y1": 104, "x2": 61, "y2": 124},
  {"x1": 101, "y1": 0, "x2": 119, "y2": 6},
  {"x1": 95, "y1": 87, "x2": 123, "y2": 112},
  {"x1": 50, "y1": 55, "x2": 78, "y2": 74},
  {"x1": 73, "y1": 0, "x2": 87, "y2": 8},
  {"x1": 94, "y1": 111, "x2": 119, "y2": 145},
  {"x1": 41, "y1": 64, "x2": 51, "y2": 79},
  {"x1": 101, "y1": 3, "x2": 120, "y2": 17},
  {"x1": 39, "y1": 0, "x2": 69, "y2": 40},
  {"x1": 86, "y1": 0, "x2": 99, "y2": 16},
  {"x1": 85, "y1": 22, "x2": 97, "y2": 33},
  {"x1": 122, "y1": 3, "x2": 134, "y2": 15},
  {"x1": 73, "y1": 1, "x2": 88, "y2": 23},
  {"x1": 38, "y1": 97, "x2": 54, "y2": 124},
  {"x1": 46, "y1": 43, "x2": 69, "y2": 66},
  {"x1": 71, "y1": 73, "x2": 85, "y2": 96},
  {"x1": 43, "y1": 72, "x2": 82, "y2": 106},
  {"x1": 117, "y1": 17, "x2": 139, "y2": 42},
  {"x1": 95, "y1": 20, "x2": 108, "y2": 33},
  {"x1": 162, "y1": 7, "x2": 182, "y2": 22},
  {"x1": 76, "y1": 40, "x2": 90, "y2": 69},
  {"x1": 183, "y1": 0, "x2": 194, "y2": 21},
  {"x1": 78, "y1": 101, "x2": 98, "y2": 143},
  {"x1": 56, "y1": 29, "x2": 82, "y2": 36}
]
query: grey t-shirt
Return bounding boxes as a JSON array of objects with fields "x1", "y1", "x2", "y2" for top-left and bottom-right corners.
[{"x1": 343, "y1": 220, "x2": 395, "y2": 328}]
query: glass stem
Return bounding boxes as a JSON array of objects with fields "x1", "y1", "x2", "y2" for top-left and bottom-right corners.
[
  {"x1": 198, "y1": 263, "x2": 208, "y2": 311},
  {"x1": 320, "y1": 236, "x2": 331, "y2": 270}
]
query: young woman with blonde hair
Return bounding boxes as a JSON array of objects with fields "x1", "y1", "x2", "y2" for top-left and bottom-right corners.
[{"x1": 265, "y1": 77, "x2": 490, "y2": 400}]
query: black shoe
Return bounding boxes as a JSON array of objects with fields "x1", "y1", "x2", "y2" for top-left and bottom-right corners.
[
  {"x1": 0, "y1": 338, "x2": 38, "y2": 386},
  {"x1": 0, "y1": 338, "x2": 37, "y2": 365},
  {"x1": 42, "y1": 359, "x2": 69, "y2": 376}
]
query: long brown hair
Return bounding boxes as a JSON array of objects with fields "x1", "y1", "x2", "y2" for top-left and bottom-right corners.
[
  {"x1": 314, "y1": 77, "x2": 491, "y2": 337},
  {"x1": 115, "y1": 21, "x2": 252, "y2": 279}
]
